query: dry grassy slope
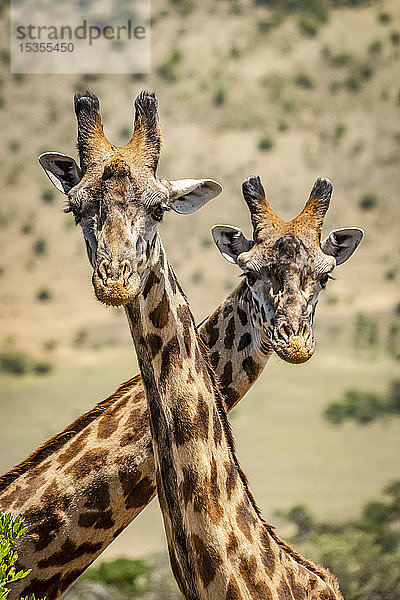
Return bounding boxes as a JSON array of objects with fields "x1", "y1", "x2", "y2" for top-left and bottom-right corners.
[
  {"x1": 0, "y1": 0, "x2": 399, "y2": 356},
  {"x1": 0, "y1": 0, "x2": 399, "y2": 558}
]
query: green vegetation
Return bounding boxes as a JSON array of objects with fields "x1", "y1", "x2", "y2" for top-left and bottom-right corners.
[
  {"x1": 71, "y1": 480, "x2": 400, "y2": 600},
  {"x1": 80, "y1": 557, "x2": 149, "y2": 596},
  {"x1": 330, "y1": 0, "x2": 375, "y2": 5},
  {"x1": 0, "y1": 352, "x2": 29, "y2": 376},
  {"x1": 377, "y1": 11, "x2": 391, "y2": 24},
  {"x1": 0, "y1": 511, "x2": 42, "y2": 600},
  {"x1": 322, "y1": 46, "x2": 353, "y2": 67},
  {"x1": 8, "y1": 141, "x2": 20, "y2": 153},
  {"x1": 36, "y1": 288, "x2": 52, "y2": 302},
  {"x1": 32, "y1": 361, "x2": 53, "y2": 376},
  {"x1": 213, "y1": 81, "x2": 227, "y2": 107},
  {"x1": 75, "y1": 555, "x2": 180, "y2": 599},
  {"x1": 352, "y1": 312, "x2": 400, "y2": 359},
  {"x1": 294, "y1": 73, "x2": 314, "y2": 89},
  {"x1": 192, "y1": 268, "x2": 203, "y2": 283},
  {"x1": 369, "y1": 39, "x2": 382, "y2": 55},
  {"x1": 390, "y1": 31, "x2": 400, "y2": 48},
  {"x1": 354, "y1": 313, "x2": 378, "y2": 348},
  {"x1": 345, "y1": 70, "x2": 362, "y2": 92},
  {"x1": 324, "y1": 379, "x2": 400, "y2": 425},
  {"x1": 258, "y1": 135, "x2": 274, "y2": 151},
  {"x1": 359, "y1": 192, "x2": 378, "y2": 210},
  {"x1": 257, "y1": 14, "x2": 283, "y2": 34},
  {"x1": 277, "y1": 480, "x2": 400, "y2": 600},
  {"x1": 73, "y1": 329, "x2": 88, "y2": 348},
  {"x1": 40, "y1": 188, "x2": 55, "y2": 204},
  {"x1": 344, "y1": 63, "x2": 374, "y2": 93},
  {"x1": 334, "y1": 122, "x2": 346, "y2": 140},
  {"x1": 157, "y1": 47, "x2": 182, "y2": 82},
  {"x1": 169, "y1": 0, "x2": 194, "y2": 15},
  {"x1": 20, "y1": 222, "x2": 33, "y2": 235},
  {"x1": 32, "y1": 237, "x2": 47, "y2": 256},
  {"x1": 298, "y1": 13, "x2": 320, "y2": 37},
  {"x1": 0, "y1": 351, "x2": 53, "y2": 377}
]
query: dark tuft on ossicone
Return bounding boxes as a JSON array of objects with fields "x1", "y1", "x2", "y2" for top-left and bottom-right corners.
[
  {"x1": 309, "y1": 177, "x2": 333, "y2": 202},
  {"x1": 74, "y1": 91, "x2": 100, "y2": 116},
  {"x1": 242, "y1": 176, "x2": 266, "y2": 212},
  {"x1": 134, "y1": 91, "x2": 158, "y2": 120}
]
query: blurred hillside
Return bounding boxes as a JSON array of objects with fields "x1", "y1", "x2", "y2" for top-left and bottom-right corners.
[{"x1": 0, "y1": 0, "x2": 399, "y2": 564}]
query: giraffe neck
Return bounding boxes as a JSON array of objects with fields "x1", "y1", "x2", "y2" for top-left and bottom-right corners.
[
  {"x1": 0, "y1": 250, "x2": 272, "y2": 600},
  {"x1": 125, "y1": 236, "x2": 340, "y2": 600},
  {"x1": 200, "y1": 280, "x2": 272, "y2": 411}
]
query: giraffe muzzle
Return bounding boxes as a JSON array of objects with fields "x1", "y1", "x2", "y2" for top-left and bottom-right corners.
[
  {"x1": 92, "y1": 259, "x2": 141, "y2": 306},
  {"x1": 272, "y1": 320, "x2": 315, "y2": 364}
]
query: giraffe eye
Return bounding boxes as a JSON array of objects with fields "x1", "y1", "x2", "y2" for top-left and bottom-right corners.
[
  {"x1": 151, "y1": 202, "x2": 170, "y2": 222},
  {"x1": 244, "y1": 270, "x2": 257, "y2": 286},
  {"x1": 66, "y1": 199, "x2": 83, "y2": 225},
  {"x1": 152, "y1": 204, "x2": 165, "y2": 222},
  {"x1": 320, "y1": 273, "x2": 334, "y2": 288}
]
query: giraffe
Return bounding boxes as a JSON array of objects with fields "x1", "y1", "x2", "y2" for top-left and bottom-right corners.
[
  {"x1": 1, "y1": 91, "x2": 362, "y2": 599},
  {"x1": 61, "y1": 90, "x2": 346, "y2": 599}
]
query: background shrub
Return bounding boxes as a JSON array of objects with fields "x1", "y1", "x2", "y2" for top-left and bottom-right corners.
[
  {"x1": 0, "y1": 511, "x2": 44, "y2": 600},
  {"x1": 258, "y1": 135, "x2": 274, "y2": 151},
  {"x1": 0, "y1": 352, "x2": 29, "y2": 376},
  {"x1": 359, "y1": 192, "x2": 378, "y2": 210}
]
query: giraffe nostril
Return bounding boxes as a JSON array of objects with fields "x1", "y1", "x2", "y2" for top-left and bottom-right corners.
[
  {"x1": 278, "y1": 322, "x2": 291, "y2": 341},
  {"x1": 98, "y1": 260, "x2": 110, "y2": 285},
  {"x1": 121, "y1": 261, "x2": 132, "y2": 286},
  {"x1": 302, "y1": 322, "x2": 310, "y2": 337}
]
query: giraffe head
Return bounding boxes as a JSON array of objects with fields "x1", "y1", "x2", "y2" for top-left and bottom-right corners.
[
  {"x1": 212, "y1": 176, "x2": 363, "y2": 364},
  {"x1": 38, "y1": 91, "x2": 222, "y2": 306}
]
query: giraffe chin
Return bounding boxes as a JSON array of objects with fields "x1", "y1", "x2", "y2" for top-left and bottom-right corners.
[
  {"x1": 273, "y1": 336, "x2": 315, "y2": 365},
  {"x1": 92, "y1": 275, "x2": 141, "y2": 307}
]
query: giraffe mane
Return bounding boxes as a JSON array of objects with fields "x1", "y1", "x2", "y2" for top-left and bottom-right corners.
[{"x1": 0, "y1": 375, "x2": 140, "y2": 492}]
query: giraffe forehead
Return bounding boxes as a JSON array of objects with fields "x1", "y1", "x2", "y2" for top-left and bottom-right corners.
[
  {"x1": 243, "y1": 235, "x2": 309, "y2": 272},
  {"x1": 75, "y1": 156, "x2": 166, "y2": 207},
  {"x1": 246, "y1": 234, "x2": 333, "y2": 278}
]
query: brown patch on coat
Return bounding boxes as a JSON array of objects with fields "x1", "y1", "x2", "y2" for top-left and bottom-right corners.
[
  {"x1": 236, "y1": 498, "x2": 257, "y2": 542},
  {"x1": 192, "y1": 533, "x2": 222, "y2": 588},
  {"x1": 242, "y1": 356, "x2": 261, "y2": 385},
  {"x1": 225, "y1": 461, "x2": 238, "y2": 500},
  {"x1": 224, "y1": 316, "x2": 235, "y2": 350},
  {"x1": 226, "y1": 575, "x2": 242, "y2": 600},
  {"x1": 237, "y1": 332, "x2": 252, "y2": 351},
  {"x1": 260, "y1": 528, "x2": 276, "y2": 578},
  {"x1": 64, "y1": 448, "x2": 108, "y2": 478},
  {"x1": 143, "y1": 269, "x2": 160, "y2": 299},
  {"x1": 239, "y1": 554, "x2": 273, "y2": 600},
  {"x1": 97, "y1": 414, "x2": 119, "y2": 439},
  {"x1": 220, "y1": 360, "x2": 233, "y2": 388},
  {"x1": 78, "y1": 509, "x2": 115, "y2": 529},
  {"x1": 37, "y1": 538, "x2": 103, "y2": 568},
  {"x1": 149, "y1": 291, "x2": 170, "y2": 328},
  {"x1": 147, "y1": 333, "x2": 163, "y2": 358},
  {"x1": 226, "y1": 531, "x2": 239, "y2": 556}
]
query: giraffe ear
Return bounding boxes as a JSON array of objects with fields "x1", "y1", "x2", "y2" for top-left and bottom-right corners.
[
  {"x1": 211, "y1": 225, "x2": 254, "y2": 264},
  {"x1": 38, "y1": 152, "x2": 82, "y2": 194},
  {"x1": 169, "y1": 179, "x2": 223, "y2": 214},
  {"x1": 321, "y1": 227, "x2": 364, "y2": 265}
]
